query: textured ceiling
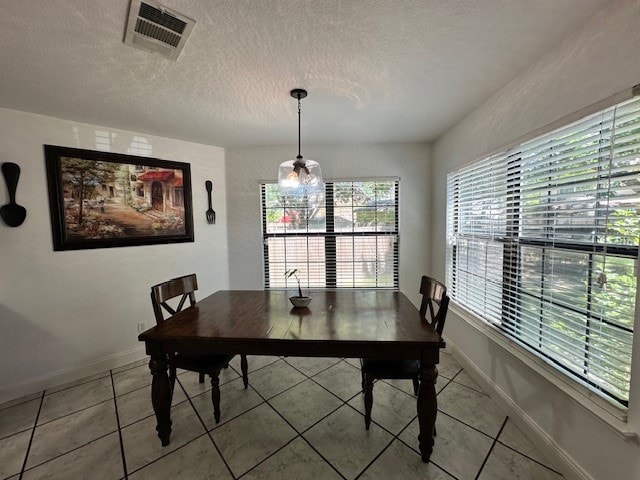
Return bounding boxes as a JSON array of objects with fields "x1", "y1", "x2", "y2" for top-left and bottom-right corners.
[{"x1": 0, "y1": 0, "x2": 609, "y2": 148}]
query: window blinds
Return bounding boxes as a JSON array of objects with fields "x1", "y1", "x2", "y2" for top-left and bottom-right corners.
[
  {"x1": 446, "y1": 96, "x2": 640, "y2": 406},
  {"x1": 262, "y1": 180, "x2": 399, "y2": 290}
]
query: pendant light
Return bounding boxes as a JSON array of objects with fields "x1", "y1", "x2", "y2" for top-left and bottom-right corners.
[{"x1": 277, "y1": 89, "x2": 324, "y2": 195}]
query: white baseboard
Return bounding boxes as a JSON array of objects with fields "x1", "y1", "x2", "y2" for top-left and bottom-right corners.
[
  {"x1": 0, "y1": 346, "x2": 147, "y2": 405},
  {"x1": 446, "y1": 341, "x2": 594, "y2": 480}
]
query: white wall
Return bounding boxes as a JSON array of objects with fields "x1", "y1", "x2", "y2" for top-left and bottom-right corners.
[
  {"x1": 0, "y1": 108, "x2": 229, "y2": 403},
  {"x1": 431, "y1": 1, "x2": 640, "y2": 479},
  {"x1": 225, "y1": 143, "x2": 431, "y2": 306}
]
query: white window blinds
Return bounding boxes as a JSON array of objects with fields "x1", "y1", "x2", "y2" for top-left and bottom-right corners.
[
  {"x1": 262, "y1": 179, "x2": 399, "y2": 290},
  {"x1": 446, "y1": 96, "x2": 640, "y2": 406}
]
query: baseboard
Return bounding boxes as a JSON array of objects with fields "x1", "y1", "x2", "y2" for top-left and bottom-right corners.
[
  {"x1": 0, "y1": 346, "x2": 147, "y2": 405},
  {"x1": 446, "y1": 341, "x2": 595, "y2": 480}
]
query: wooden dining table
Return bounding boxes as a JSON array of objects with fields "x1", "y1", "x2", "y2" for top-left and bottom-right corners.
[{"x1": 138, "y1": 289, "x2": 445, "y2": 462}]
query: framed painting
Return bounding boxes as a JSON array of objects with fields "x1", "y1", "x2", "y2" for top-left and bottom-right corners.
[{"x1": 44, "y1": 145, "x2": 194, "y2": 251}]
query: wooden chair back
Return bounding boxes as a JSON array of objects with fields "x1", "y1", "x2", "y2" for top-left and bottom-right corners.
[
  {"x1": 419, "y1": 275, "x2": 450, "y2": 336},
  {"x1": 150, "y1": 274, "x2": 198, "y2": 325}
]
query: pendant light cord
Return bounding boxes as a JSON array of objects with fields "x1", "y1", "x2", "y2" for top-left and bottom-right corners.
[{"x1": 297, "y1": 97, "x2": 302, "y2": 159}]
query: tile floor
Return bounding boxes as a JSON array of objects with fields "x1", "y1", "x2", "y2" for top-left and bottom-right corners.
[{"x1": 1, "y1": 352, "x2": 564, "y2": 480}]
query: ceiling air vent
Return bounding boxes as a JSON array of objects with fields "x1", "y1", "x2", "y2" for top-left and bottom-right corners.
[{"x1": 124, "y1": 0, "x2": 195, "y2": 61}]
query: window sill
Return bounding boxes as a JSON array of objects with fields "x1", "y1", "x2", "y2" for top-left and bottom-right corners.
[{"x1": 449, "y1": 302, "x2": 637, "y2": 439}]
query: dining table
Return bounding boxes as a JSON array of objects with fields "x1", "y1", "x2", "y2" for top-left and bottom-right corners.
[{"x1": 138, "y1": 289, "x2": 445, "y2": 462}]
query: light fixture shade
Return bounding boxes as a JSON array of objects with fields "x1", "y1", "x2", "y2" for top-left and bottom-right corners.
[
  {"x1": 278, "y1": 88, "x2": 324, "y2": 197},
  {"x1": 277, "y1": 158, "x2": 324, "y2": 196}
]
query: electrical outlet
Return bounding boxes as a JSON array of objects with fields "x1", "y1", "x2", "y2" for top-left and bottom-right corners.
[{"x1": 137, "y1": 322, "x2": 146, "y2": 333}]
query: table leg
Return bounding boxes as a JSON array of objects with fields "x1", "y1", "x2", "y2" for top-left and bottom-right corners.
[
  {"x1": 149, "y1": 354, "x2": 172, "y2": 446},
  {"x1": 417, "y1": 362, "x2": 438, "y2": 463}
]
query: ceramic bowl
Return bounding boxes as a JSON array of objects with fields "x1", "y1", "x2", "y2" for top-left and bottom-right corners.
[{"x1": 289, "y1": 296, "x2": 311, "y2": 308}]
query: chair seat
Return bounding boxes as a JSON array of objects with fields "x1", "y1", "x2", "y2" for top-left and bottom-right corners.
[
  {"x1": 361, "y1": 358, "x2": 418, "y2": 379},
  {"x1": 173, "y1": 353, "x2": 234, "y2": 372}
]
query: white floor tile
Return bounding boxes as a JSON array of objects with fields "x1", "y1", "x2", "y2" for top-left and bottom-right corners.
[
  {"x1": 46, "y1": 372, "x2": 110, "y2": 394},
  {"x1": 247, "y1": 359, "x2": 307, "y2": 400},
  {"x1": 348, "y1": 381, "x2": 417, "y2": 435},
  {"x1": 116, "y1": 384, "x2": 187, "y2": 428},
  {"x1": 27, "y1": 400, "x2": 117, "y2": 469},
  {"x1": 242, "y1": 437, "x2": 342, "y2": 480},
  {"x1": 128, "y1": 434, "x2": 232, "y2": 480},
  {"x1": 0, "y1": 392, "x2": 42, "y2": 410},
  {"x1": 343, "y1": 358, "x2": 361, "y2": 369},
  {"x1": 0, "y1": 430, "x2": 30, "y2": 478},
  {"x1": 359, "y1": 439, "x2": 455, "y2": 480},
  {"x1": 452, "y1": 369, "x2": 485, "y2": 393},
  {"x1": 22, "y1": 431, "x2": 123, "y2": 480},
  {"x1": 3, "y1": 358, "x2": 564, "y2": 480},
  {"x1": 111, "y1": 358, "x2": 148, "y2": 375},
  {"x1": 437, "y1": 352, "x2": 463, "y2": 380},
  {"x1": 437, "y1": 381, "x2": 506, "y2": 437},
  {"x1": 190, "y1": 377, "x2": 264, "y2": 430},
  {"x1": 478, "y1": 443, "x2": 564, "y2": 480},
  {"x1": 210, "y1": 403, "x2": 297, "y2": 477},
  {"x1": 0, "y1": 397, "x2": 40, "y2": 439},
  {"x1": 270, "y1": 379, "x2": 343, "y2": 432},
  {"x1": 312, "y1": 361, "x2": 362, "y2": 401},
  {"x1": 400, "y1": 413, "x2": 493, "y2": 480},
  {"x1": 304, "y1": 405, "x2": 393, "y2": 479},
  {"x1": 121, "y1": 401, "x2": 205, "y2": 473},
  {"x1": 498, "y1": 418, "x2": 558, "y2": 470},
  {"x1": 283, "y1": 357, "x2": 341, "y2": 377},
  {"x1": 112, "y1": 364, "x2": 153, "y2": 397},
  {"x1": 39, "y1": 376, "x2": 114, "y2": 424},
  {"x1": 177, "y1": 365, "x2": 239, "y2": 398},
  {"x1": 229, "y1": 355, "x2": 280, "y2": 373}
]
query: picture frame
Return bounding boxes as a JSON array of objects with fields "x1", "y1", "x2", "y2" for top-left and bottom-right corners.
[{"x1": 44, "y1": 145, "x2": 194, "y2": 251}]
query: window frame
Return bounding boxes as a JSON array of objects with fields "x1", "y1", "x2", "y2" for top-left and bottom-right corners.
[
  {"x1": 446, "y1": 92, "x2": 640, "y2": 414},
  {"x1": 261, "y1": 178, "x2": 400, "y2": 290}
]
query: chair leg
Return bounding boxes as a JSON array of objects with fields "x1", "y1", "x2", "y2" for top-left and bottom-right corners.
[
  {"x1": 361, "y1": 368, "x2": 365, "y2": 393},
  {"x1": 210, "y1": 367, "x2": 223, "y2": 423},
  {"x1": 169, "y1": 364, "x2": 177, "y2": 394},
  {"x1": 240, "y1": 355, "x2": 248, "y2": 389},
  {"x1": 412, "y1": 378, "x2": 419, "y2": 396},
  {"x1": 364, "y1": 374, "x2": 374, "y2": 430},
  {"x1": 198, "y1": 372, "x2": 205, "y2": 383}
]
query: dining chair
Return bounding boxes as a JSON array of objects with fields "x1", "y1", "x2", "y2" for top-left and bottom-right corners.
[
  {"x1": 360, "y1": 275, "x2": 450, "y2": 430},
  {"x1": 150, "y1": 273, "x2": 249, "y2": 423}
]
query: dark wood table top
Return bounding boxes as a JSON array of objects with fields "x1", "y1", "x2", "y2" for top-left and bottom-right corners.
[{"x1": 139, "y1": 289, "x2": 445, "y2": 360}]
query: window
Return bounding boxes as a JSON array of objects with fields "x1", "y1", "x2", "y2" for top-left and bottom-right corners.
[
  {"x1": 446, "y1": 96, "x2": 640, "y2": 407},
  {"x1": 261, "y1": 179, "x2": 399, "y2": 290}
]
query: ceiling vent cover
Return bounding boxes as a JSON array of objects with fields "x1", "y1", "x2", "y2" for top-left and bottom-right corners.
[{"x1": 124, "y1": 0, "x2": 195, "y2": 61}]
